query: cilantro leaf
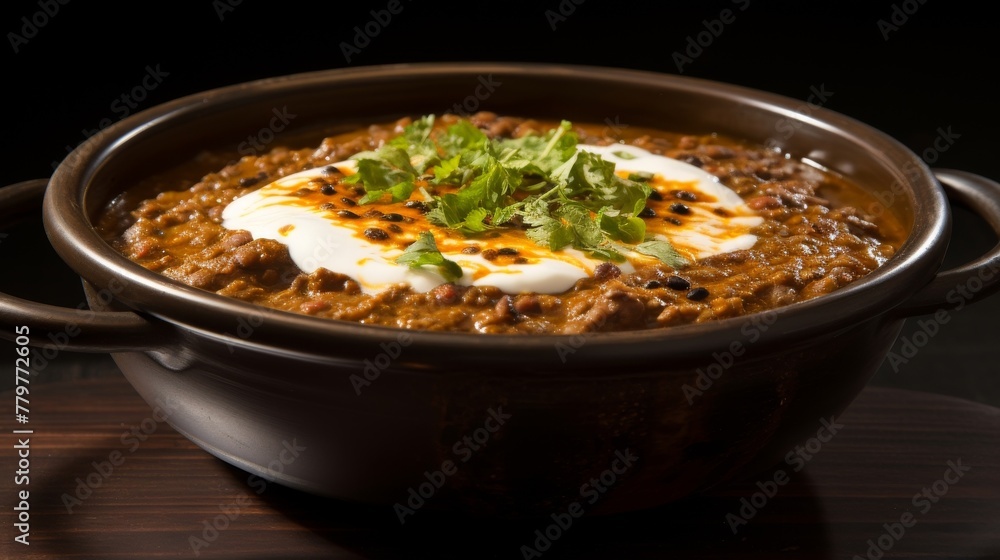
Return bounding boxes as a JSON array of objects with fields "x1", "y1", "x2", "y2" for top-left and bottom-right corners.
[
  {"x1": 460, "y1": 207, "x2": 490, "y2": 233},
  {"x1": 358, "y1": 180, "x2": 415, "y2": 205},
  {"x1": 490, "y1": 204, "x2": 520, "y2": 227},
  {"x1": 428, "y1": 148, "x2": 521, "y2": 234},
  {"x1": 498, "y1": 120, "x2": 578, "y2": 176},
  {"x1": 552, "y1": 151, "x2": 651, "y2": 215},
  {"x1": 389, "y1": 115, "x2": 439, "y2": 174},
  {"x1": 555, "y1": 202, "x2": 604, "y2": 249},
  {"x1": 598, "y1": 207, "x2": 646, "y2": 244},
  {"x1": 635, "y1": 239, "x2": 688, "y2": 269},
  {"x1": 628, "y1": 171, "x2": 654, "y2": 182},
  {"x1": 430, "y1": 121, "x2": 490, "y2": 186},
  {"x1": 437, "y1": 120, "x2": 488, "y2": 158},
  {"x1": 583, "y1": 246, "x2": 627, "y2": 262},
  {"x1": 521, "y1": 197, "x2": 574, "y2": 250},
  {"x1": 432, "y1": 154, "x2": 469, "y2": 186},
  {"x1": 363, "y1": 115, "x2": 691, "y2": 272},
  {"x1": 395, "y1": 231, "x2": 463, "y2": 282},
  {"x1": 344, "y1": 146, "x2": 417, "y2": 204}
]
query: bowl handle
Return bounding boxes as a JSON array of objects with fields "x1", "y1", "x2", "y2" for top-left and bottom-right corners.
[
  {"x1": 0, "y1": 179, "x2": 167, "y2": 352},
  {"x1": 894, "y1": 169, "x2": 1000, "y2": 317}
]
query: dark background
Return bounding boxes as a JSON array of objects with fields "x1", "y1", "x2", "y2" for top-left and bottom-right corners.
[{"x1": 1, "y1": 0, "x2": 998, "y2": 403}]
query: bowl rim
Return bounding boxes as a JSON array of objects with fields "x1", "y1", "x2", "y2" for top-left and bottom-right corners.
[{"x1": 43, "y1": 61, "x2": 949, "y2": 365}]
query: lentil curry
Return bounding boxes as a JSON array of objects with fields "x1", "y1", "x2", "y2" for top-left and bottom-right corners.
[{"x1": 96, "y1": 113, "x2": 907, "y2": 334}]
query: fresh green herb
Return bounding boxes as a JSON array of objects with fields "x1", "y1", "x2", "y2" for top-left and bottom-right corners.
[
  {"x1": 350, "y1": 114, "x2": 688, "y2": 268},
  {"x1": 612, "y1": 150, "x2": 638, "y2": 160},
  {"x1": 388, "y1": 114, "x2": 438, "y2": 174},
  {"x1": 598, "y1": 207, "x2": 646, "y2": 244},
  {"x1": 343, "y1": 146, "x2": 417, "y2": 204},
  {"x1": 635, "y1": 239, "x2": 688, "y2": 269},
  {"x1": 395, "y1": 231, "x2": 463, "y2": 282},
  {"x1": 496, "y1": 120, "x2": 578, "y2": 177},
  {"x1": 427, "y1": 146, "x2": 522, "y2": 235}
]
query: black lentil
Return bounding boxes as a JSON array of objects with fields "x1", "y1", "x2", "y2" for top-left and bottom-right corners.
[
  {"x1": 686, "y1": 287, "x2": 710, "y2": 301},
  {"x1": 594, "y1": 262, "x2": 621, "y2": 281},
  {"x1": 364, "y1": 228, "x2": 390, "y2": 241},
  {"x1": 666, "y1": 276, "x2": 691, "y2": 290},
  {"x1": 404, "y1": 200, "x2": 428, "y2": 213},
  {"x1": 669, "y1": 203, "x2": 692, "y2": 215}
]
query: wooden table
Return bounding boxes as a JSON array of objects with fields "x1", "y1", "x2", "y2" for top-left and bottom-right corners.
[{"x1": 3, "y1": 375, "x2": 999, "y2": 559}]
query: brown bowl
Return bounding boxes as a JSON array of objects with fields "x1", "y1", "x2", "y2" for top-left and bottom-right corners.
[{"x1": 3, "y1": 63, "x2": 1000, "y2": 517}]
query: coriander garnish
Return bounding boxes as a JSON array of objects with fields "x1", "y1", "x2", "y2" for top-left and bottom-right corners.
[
  {"x1": 395, "y1": 231, "x2": 463, "y2": 282},
  {"x1": 348, "y1": 115, "x2": 688, "y2": 268}
]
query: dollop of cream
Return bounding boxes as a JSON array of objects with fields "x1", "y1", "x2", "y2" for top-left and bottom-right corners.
[{"x1": 222, "y1": 144, "x2": 762, "y2": 294}]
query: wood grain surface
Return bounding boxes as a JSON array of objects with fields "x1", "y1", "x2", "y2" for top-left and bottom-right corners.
[{"x1": 2, "y1": 375, "x2": 999, "y2": 560}]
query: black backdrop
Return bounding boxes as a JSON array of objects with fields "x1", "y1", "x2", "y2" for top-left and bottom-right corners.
[{"x1": 1, "y1": 0, "x2": 998, "y2": 400}]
